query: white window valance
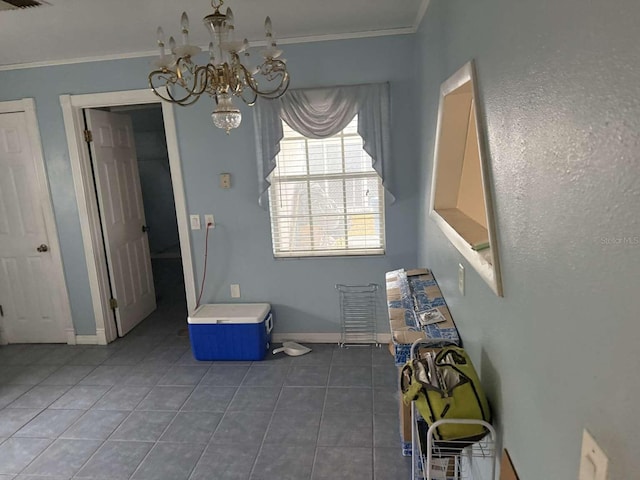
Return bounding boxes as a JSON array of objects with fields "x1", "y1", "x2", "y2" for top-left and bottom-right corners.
[{"x1": 253, "y1": 82, "x2": 394, "y2": 207}]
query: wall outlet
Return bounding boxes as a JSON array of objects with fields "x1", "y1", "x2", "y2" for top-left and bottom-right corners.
[
  {"x1": 220, "y1": 173, "x2": 231, "y2": 189},
  {"x1": 579, "y1": 430, "x2": 608, "y2": 480},
  {"x1": 458, "y1": 263, "x2": 465, "y2": 295},
  {"x1": 190, "y1": 214, "x2": 201, "y2": 230},
  {"x1": 230, "y1": 284, "x2": 240, "y2": 298},
  {"x1": 204, "y1": 215, "x2": 215, "y2": 228}
]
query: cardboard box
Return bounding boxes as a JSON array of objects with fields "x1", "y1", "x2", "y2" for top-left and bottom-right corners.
[
  {"x1": 400, "y1": 384, "x2": 412, "y2": 441},
  {"x1": 500, "y1": 449, "x2": 520, "y2": 480},
  {"x1": 385, "y1": 268, "x2": 461, "y2": 366}
]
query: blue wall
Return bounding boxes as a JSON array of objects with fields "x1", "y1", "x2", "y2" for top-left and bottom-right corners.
[
  {"x1": 0, "y1": 34, "x2": 418, "y2": 336},
  {"x1": 415, "y1": 0, "x2": 640, "y2": 477}
]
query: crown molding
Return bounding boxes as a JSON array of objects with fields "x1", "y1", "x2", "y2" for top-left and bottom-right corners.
[
  {"x1": 0, "y1": 27, "x2": 414, "y2": 72},
  {"x1": 414, "y1": 0, "x2": 432, "y2": 31},
  {"x1": 0, "y1": 50, "x2": 159, "y2": 72}
]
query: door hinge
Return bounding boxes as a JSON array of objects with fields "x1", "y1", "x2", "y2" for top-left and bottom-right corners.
[
  {"x1": 0, "y1": 305, "x2": 3, "y2": 317},
  {"x1": 84, "y1": 129, "x2": 93, "y2": 143},
  {"x1": 109, "y1": 298, "x2": 118, "y2": 310}
]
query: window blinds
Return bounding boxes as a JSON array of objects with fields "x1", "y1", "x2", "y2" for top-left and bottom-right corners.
[{"x1": 268, "y1": 117, "x2": 385, "y2": 257}]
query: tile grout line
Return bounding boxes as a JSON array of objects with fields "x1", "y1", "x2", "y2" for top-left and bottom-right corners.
[
  {"x1": 247, "y1": 356, "x2": 296, "y2": 479},
  {"x1": 64, "y1": 381, "x2": 163, "y2": 478},
  {"x1": 39, "y1": 362, "x2": 100, "y2": 387},
  {"x1": 185, "y1": 362, "x2": 253, "y2": 480},
  {"x1": 70, "y1": 343, "x2": 190, "y2": 479},
  {"x1": 371, "y1": 347, "x2": 378, "y2": 479},
  {"x1": 308, "y1": 350, "x2": 333, "y2": 480},
  {"x1": 7, "y1": 434, "x2": 55, "y2": 477},
  {"x1": 65, "y1": 351, "x2": 153, "y2": 479},
  {"x1": 122, "y1": 353, "x2": 200, "y2": 480},
  {"x1": 1, "y1": 342, "x2": 409, "y2": 480}
]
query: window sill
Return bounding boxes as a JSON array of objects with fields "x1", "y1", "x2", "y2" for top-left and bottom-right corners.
[{"x1": 273, "y1": 249, "x2": 385, "y2": 259}]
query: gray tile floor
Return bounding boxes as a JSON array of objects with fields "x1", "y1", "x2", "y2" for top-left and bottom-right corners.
[{"x1": 0, "y1": 260, "x2": 411, "y2": 479}]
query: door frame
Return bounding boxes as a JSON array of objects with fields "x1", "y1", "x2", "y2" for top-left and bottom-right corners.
[
  {"x1": 60, "y1": 90, "x2": 196, "y2": 345},
  {"x1": 0, "y1": 98, "x2": 74, "y2": 345}
]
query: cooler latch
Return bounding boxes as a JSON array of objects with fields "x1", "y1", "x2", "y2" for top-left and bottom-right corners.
[{"x1": 265, "y1": 313, "x2": 273, "y2": 334}]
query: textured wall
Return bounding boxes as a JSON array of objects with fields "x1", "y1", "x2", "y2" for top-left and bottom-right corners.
[
  {"x1": 0, "y1": 34, "x2": 418, "y2": 336},
  {"x1": 416, "y1": 0, "x2": 640, "y2": 478}
]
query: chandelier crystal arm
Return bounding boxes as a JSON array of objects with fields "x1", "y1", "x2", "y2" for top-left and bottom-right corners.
[
  {"x1": 149, "y1": 60, "x2": 213, "y2": 106},
  {"x1": 149, "y1": 73, "x2": 202, "y2": 106},
  {"x1": 242, "y1": 60, "x2": 290, "y2": 99}
]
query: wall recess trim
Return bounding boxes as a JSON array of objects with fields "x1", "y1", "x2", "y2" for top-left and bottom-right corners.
[{"x1": 429, "y1": 60, "x2": 503, "y2": 296}]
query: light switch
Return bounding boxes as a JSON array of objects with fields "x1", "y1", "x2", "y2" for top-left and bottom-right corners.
[
  {"x1": 579, "y1": 430, "x2": 608, "y2": 480},
  {"x1": 230, "y1": 284, "x2": 240, "y2": 298},
  {"x1": 220, "y1": 173, "x2": 231, "y2": 189},
  {"x1": 190, "y1": 215, "x2": 201, "y2": 230}
]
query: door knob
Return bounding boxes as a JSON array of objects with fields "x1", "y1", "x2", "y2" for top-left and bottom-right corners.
[
  {"x1": 36, "y1": 244, "x2": 49, "y2": 253},
  {"x1": 142, "y1": 225, "x2": 150, "y2": 233}
]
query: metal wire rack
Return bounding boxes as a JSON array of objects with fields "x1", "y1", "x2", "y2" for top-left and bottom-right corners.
[
  {"x1": 412, "y1": 417, "x2": 497, "y2": 480},
  {"x1": 335, "y1": 283, "x2": 379, "y2": 347}
]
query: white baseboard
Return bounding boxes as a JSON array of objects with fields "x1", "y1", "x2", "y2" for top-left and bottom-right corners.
[
  {"x1": 75, "y1": 335, "x2": 99, "y2": 345},
  {"x1": 66, "y1": 328, "x2": 106, "y2": 346},
  {"x1": 272, "y1": 333, "x2": 391, "y2": 344},
  {"x1": 95, "y1": 328, "x2": 108, "y2": 345},
  {"x1": 66, "y1": 328, "x2": 77, "y2": 345}
]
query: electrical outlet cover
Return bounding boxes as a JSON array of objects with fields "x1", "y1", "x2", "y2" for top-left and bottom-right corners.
[
  {"x1": 220, "y1": 173, "x2": 231, "y2": 189},
  {"x1": 579, "y1": 430, "x2": 608, "y2": 480}
]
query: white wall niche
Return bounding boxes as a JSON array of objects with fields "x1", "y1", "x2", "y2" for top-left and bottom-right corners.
[{"x1": 429, "y1": 61, "x2": 503, "y2": 296}]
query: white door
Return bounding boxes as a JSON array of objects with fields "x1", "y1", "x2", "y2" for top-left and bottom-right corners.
[
  {"x1": 0, "y1": 111, "x2": 67, "y2": 343},
  {"x1": 85, "y1": 109, "x2": 156, "y2": 336}
]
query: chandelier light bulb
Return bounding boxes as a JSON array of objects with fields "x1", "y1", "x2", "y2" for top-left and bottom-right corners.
[
  {"x1": 208, "y1": 42, "x2": 216, "y2": 62},
  {"x1": 153, "y1": 26, "x2": 172, "y2": 68},
  {"x1": 264, "y1": 16, "x2": 272, "y2": 36},
  {"x1": 180, "y1": 12, "x2": 190, "y2": 45},
  {"x1": 168, "y1": 36, "x2": 176, "y2": 54},
  {"x1": 156, "y1": 26, "x2": 165, "y2": 45},
  {"x1": 225, "y1": 8, "x2": 234, "y2": 28}
]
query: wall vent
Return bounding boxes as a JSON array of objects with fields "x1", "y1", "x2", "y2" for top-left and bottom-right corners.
[{"x1": 0, "y1": 0, "x2": 50, "y2": 10}]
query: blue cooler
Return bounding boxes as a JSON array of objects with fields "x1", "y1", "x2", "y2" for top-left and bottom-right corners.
[{"x1": 187, "y1": 303, "x2": 272, "y2": 361}]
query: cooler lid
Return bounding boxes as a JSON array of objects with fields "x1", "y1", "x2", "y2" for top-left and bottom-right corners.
[{"x1": 188, "y1": 303, "x2": 271, "y2": 324}]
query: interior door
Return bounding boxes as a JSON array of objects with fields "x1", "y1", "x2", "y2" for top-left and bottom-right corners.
[
  {"x1": 85, "y1": 109, "x2": 156, "y2": 336},
  {"x1": 0, "y1": 111, "x2": 67, "y2": 343}
]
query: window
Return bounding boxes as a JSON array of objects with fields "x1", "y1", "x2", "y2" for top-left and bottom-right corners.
[{"x1": 268, "y1": 117, "x2": 385, "y2": 257}]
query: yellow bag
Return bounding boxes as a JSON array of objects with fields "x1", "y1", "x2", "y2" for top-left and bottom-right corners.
[{"x1": 401, "y1": 347, "x2": 491, "y2": 441}]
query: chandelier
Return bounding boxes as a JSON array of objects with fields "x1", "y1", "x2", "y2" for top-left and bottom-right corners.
[{"x1": 149, "y1": 0, "x2": 290, "y2": 133}]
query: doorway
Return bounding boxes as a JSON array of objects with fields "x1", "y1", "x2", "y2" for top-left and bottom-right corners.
[
  {"x1": 60, "y1": 90, "x2": 196, "y2": 345},
  {"x1": 111, "y1": 106, "x2": 187, "y2": 307}
]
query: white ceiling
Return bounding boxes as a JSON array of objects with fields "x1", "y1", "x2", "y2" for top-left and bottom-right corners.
[{"x1": 0, "y1": 0, "x2": 428, "y2": 69}]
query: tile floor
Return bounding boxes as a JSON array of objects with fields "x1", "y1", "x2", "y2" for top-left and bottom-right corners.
[{"x1": 0, "y1": 261, "x2": 411, "y2": 480}]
